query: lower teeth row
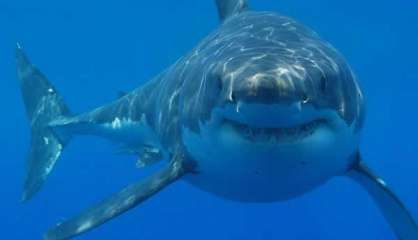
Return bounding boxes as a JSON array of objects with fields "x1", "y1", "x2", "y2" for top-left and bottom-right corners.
[{"x1": 227, "y1": 119, "x2": 324, "y2": 142}]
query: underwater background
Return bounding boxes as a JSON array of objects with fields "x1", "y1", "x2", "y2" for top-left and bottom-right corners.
[{"x1": 1, "y1": 0, "x2": 417, "y2": 239}]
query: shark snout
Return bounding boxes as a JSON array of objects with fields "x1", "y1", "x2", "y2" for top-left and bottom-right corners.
[{"x1": 224, "y1": 72, "x2": 312, "y2": 106}]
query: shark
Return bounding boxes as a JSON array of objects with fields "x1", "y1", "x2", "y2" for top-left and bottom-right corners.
[{"x1": 15, "y1": 0, "x2": 418, "y2": 239}]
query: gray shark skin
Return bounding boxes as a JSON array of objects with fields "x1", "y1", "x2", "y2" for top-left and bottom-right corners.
[{"x1": 15, "y1": 0, "x2": 417, "y2": 239}]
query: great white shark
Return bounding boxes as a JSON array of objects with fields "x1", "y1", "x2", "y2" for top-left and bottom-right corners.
[{"x1": 15, "y1": 0, "x2": 418, "y2": 239}]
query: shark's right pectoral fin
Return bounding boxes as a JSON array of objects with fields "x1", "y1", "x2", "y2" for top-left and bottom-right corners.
[
  {"x1": 347, "y1": 156, "x2": 418, "y2": 239},
  {"x1": 44, "y1": 154, "x2": 188, "y2": 240}
]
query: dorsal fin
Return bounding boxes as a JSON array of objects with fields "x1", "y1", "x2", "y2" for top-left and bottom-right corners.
[
  {"x1": 215, "y1": 0, "x2": 249, "y2": 22},
  {"x1": 116, "y1": 90, "x2": 128, "y2": 99}
]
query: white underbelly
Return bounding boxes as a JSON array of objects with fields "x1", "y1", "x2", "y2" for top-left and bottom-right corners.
[{"x1": 182, "y1": 117, "x2": 359, "y2": 202}]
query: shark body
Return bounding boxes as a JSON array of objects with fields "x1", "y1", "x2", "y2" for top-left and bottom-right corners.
[{"x1": 16, "y1": 0, "x2": 417, "y2": 239}]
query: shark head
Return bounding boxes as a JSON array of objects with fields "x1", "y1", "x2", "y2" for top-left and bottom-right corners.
[{"x1": 180, "y1": 12, "x2": 365, "y2": 202}]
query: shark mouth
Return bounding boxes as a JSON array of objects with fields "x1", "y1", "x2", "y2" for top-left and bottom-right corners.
[{"x1": 222, "y1": 118, "x2": 329, "y2": 143}]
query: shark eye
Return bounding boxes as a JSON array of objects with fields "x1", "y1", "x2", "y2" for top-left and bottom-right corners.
[
  {"x1": 320, "y1": 76, "x2": 327, "y2": 93},
  {"x1": 216, "y1": 76, "x2": 223, "y2": 91},
  {"x1": 214, "y1": 73, "x2": 224, "y2": 92},
  {"x1": 302, "y1": 93, "x2": 309, "y2": 104}
]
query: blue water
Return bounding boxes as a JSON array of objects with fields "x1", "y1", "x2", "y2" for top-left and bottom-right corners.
[{"x1": 1, "y1": 0, "x2": 418, "y2": 239}]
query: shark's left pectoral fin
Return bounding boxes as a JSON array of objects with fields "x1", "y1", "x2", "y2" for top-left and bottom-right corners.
[
  {"x1": 347, "y1": 155, "x2": 418, "y2": 239},
  {"x1": 44, "y1": 152, "x2": 189, "y2": 240}
]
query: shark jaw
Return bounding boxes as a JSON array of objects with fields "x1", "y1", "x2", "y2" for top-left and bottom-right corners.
[
  {"x1": 182, "y1": 101, "x2": 360, "y2": 202},
  {"x1": 214, "y1": 101, "x2": 338, "y2": 145},
  {"x1": 221, "y1": 117, "x2": 329, "y2": 145}
]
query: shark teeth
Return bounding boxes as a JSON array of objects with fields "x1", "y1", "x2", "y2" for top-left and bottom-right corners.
[{"x1": 224, "y1": 118, "x2": 327, "y2": 143}]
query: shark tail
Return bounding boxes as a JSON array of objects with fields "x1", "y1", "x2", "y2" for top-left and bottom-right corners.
[{"x1": 16, "y1": 44, "x2": 72, "y2": 202}]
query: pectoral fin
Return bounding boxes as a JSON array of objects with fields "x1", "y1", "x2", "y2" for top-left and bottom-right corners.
[
  {"x1": 347, "y1": 155, "x2": 418, "y2": 239},
  {"x1": 44, "y1": 154, "x2": 187, "y2": 240}
]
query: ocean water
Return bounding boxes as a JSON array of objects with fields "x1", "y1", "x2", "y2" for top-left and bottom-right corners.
[{"x1": 1, "y1": 0, "x2": 418, "y2": 239}]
